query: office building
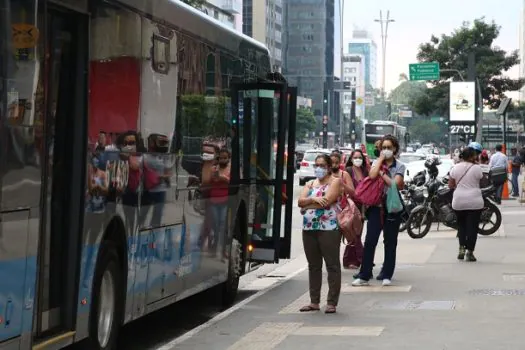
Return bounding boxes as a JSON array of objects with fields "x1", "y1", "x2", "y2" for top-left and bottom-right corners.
[
  {"x1": 348, "y1": 29, "x2": 378, "y2": 90},
  {"x1": 283, "y1": 0, "x2": 336, "y2": 119},
  {"x1": 342, "y1": 54, "x2": 365, "y2": 119},
  {"x1": 201, "y1": 0, "x2": 242, "y2": 31},
  {"x1": 243, "y1": 0, "x2": 283, "y2": 71}
]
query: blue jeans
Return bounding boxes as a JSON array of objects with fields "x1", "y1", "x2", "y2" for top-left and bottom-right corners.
[
  {"x1": 210, "y1": 202, "x2": 228, "y2": 254},
  {"x1": 512, "y1": 172, "x2": 520, "y2": 196},
  {"x1": 357, "y1": 206, "x2": 402, "y2": 281}
]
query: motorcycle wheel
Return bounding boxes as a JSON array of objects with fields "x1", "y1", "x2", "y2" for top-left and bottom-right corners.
[
  {"x1": 406, "y1": 208, "x2": 433, "y2": 239},
  {"x1": 478, "y1": 201, "x2": 502, "y2": 236}
]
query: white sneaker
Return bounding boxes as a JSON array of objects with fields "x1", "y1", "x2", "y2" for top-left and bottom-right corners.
[
  {"x1": 352, "y1": 278, "x2": 370, "y2": 286},
  {"x1": 382, "y1": 279, "x2": 392, "y2": 286}
]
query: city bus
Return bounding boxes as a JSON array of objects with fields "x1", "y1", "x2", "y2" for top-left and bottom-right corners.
[
  {"x1": 0, "y1": 1, "x2": 296, "y2": 349},
  {"x1": 363, "y1": 120, "x2": 407, "y2": 158}
]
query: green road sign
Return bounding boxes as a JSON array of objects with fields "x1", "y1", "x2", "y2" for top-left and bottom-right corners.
[{"x1": 409, "y1": 62, "x2": 440, "y2": 81}]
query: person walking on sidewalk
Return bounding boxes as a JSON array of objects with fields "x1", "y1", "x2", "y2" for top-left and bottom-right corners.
[
  {"x1": 352, "y1": 135, "x2": 406, "y2": 287},
  {"x1": 448, "y1": 147, "x2": 483, "y2": 262},
  {"x1": 510, "y1": 147, "x2": 522, "y2": 197},
  {"x1": 489, "y1": 144, "x2": 508, "y2": 204},
  {"x1": 340, "y1": 149, "x2": 369, "y2": 269},
  {"x1": 298, "y1": 154, "x2": 342, "y2": 314}
]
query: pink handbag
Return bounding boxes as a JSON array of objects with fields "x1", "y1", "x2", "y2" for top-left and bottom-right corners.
[{"x1": 338, "y1": 172, "x2": 363, "y2": 243}]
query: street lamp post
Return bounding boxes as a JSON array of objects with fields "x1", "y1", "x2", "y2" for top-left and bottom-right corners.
[
  {"x1": 339, "y1": 0, "x2": 346, "y2": 146},
  {"x1": 375, "y1": 10, "x2": 395, "y2": 101}
]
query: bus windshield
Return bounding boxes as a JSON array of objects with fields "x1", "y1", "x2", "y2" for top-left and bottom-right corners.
[{"x1": 365, "y1": 124, "x2": 394, "y2": 138}]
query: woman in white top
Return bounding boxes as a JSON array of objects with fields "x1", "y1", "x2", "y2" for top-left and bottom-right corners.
[{"x1": 448, "y1": 147, "x2": 484, "y2": 262}]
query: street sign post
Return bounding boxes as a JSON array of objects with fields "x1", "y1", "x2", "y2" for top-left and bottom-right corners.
[{"x1": 409, "y1": 62, "x2": 440, "y2": 81}]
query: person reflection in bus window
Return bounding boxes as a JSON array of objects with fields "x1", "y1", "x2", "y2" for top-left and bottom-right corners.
[
  {"x1": 82, "y1": 154, "x2": 108, "y2": 287},
  {"x1": 209, "y1": 148, "x2": 231, "y2": 259},
  {"x1": 143, "y1": 133, "x2": 172, "y2": 228},
  {"x1": 198, "y1": 143, "x2": 219, "y2": 250}
]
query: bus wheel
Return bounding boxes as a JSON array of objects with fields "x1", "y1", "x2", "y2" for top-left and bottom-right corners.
[
  {"x1": 221, "y1": 237, "x2": 242, "y2": 307},
  {"x1": 88, "y1": 241, "x2": 124, "y2": 350}
]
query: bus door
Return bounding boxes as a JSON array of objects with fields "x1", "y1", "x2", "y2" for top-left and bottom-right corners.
[
  {"x1": 34, "y1": 4, "x2": 88, "y2": 340},
  {"x1": 231, "y1": 82, "x2": 296, "y2": 263}
]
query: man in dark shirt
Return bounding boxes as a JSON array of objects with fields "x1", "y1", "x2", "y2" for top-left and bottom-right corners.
[{"x1": 511, "y1": 147, "x2": 521, "y2": 197}]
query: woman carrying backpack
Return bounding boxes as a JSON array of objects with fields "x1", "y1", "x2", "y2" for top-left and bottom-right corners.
[{"x1": 352, "y1": 135, "x2": 406, "y2": 287}]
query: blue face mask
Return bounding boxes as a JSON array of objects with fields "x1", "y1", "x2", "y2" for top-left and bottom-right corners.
[{"x1": 314, "y1": 167, "x2": 327, "y2": 179}]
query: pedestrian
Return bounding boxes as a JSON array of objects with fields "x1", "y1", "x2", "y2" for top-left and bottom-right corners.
[
  {"x1": 298, "y1": 154, "x2": 342, "y2": 314},
  {"x1": 340, "y1": 149, "x2": 368, "y2": 269},
  {"x1": 448, "y1": 146, "x2": 484, "y2": 262},
  {"x1": 488, "y1": 144, "x2": 508, "y2": 204},
  {"x1": 352, "y1": 135, "x2": 406, "y2": 287},
  {"x1": 510, "y1": 147, "x2": 521, "y2": 197}
]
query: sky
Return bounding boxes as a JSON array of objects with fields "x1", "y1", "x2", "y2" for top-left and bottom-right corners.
[{"x1": 337, "y1": 0, "x2": 523, "y2": 96}]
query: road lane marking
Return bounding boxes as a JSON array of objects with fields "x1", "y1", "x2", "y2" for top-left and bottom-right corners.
[
  {"x1": 226, "y1": 322, "x2": 303, "y2": 350},
  {"x1": 154, "y1": 259, "x2": 307, "y2": 349},
  {"x1": 293, "y1": 326, "x2": 384, "y2": 336}
]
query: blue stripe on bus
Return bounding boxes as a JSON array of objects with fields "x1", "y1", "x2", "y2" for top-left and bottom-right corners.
[{"x1": 0, "y1": 256, "x2": 37, "y2": 341}]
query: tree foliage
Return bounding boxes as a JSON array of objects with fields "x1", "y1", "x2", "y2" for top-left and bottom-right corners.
[
  {"x1": 409, "y1": 119, "x2": 442, "y2": 144},
  {"x1": 389, "y1": 80, "x2": 427, "y2": 107},
  {"x1": 412, "y1": 18, "x2": 524, "y2": 115},
  {"x1": 296, "y1": 107, "x2": 317, "y2": 141}
]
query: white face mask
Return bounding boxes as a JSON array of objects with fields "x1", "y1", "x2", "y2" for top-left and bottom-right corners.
[
  {"x1": 352, "y1": 158, "x2": 363, "y2": 167},
  {"x1": 202, "y1": 153, "x2": 215, "y2": 161},
  {"x1": 122, "y1": 145, "x2": 136, "y2": 153},
  {"x1": 382, "y1": 149, "x2": 394, "y2": 159}
]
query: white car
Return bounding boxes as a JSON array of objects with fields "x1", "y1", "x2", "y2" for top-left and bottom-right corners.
[
  {"x1": 399, "y1": 152, "x2": 426, "y2": 164},
  {"x1": 404, "y1": 159, "x2": 455, "y2": 182},
  {"x1": 298, "y1": 148, "x2": 331, "y2": 185}
]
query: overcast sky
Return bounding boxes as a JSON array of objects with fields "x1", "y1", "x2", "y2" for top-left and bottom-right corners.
[{"x1": 334, "y1": 0, "x2": 522, "y2": 96}]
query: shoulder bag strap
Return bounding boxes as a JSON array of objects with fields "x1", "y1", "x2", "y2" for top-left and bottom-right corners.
[{"x1": 456, "y1": 164, "x2": 474, "y2": 186}]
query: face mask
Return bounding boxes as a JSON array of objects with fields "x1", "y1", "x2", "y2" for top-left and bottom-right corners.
[
  {"x1": 353, "y1": 158, "x2": 363, "y2": 167},
  {"x1": 331, "y1": 167, "x2": 339, "y2": 173},
  {"x1": 314, "y1": 167, "x2": 327, "y2": 179},
  {"x1": 219, "y1": 160, "x2": 229, "y2": 168},
  {"x1": 122, "y1": 145, "x2": 136, "y2": 153},
  {"x1": 202, "y1": 153, "x2": 215, "y2": 161},
  {"x1": 374, "y1": 149, "x2": 380, "y2": 157},
  {"x1": 382, "y1": 149, "x2": 393, "y2": 159}
]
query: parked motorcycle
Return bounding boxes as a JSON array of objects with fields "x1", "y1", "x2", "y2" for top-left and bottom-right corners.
[
  {"x1": 399, "y1": 170, "x2": 427, "y2": 232},
  {"x1": 406, "y1": 158, "x2": 502, "y2": 239}
]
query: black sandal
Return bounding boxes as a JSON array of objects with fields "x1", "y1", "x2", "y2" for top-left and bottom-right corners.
[
  {"x1": 300, "y1": 305, "x2": 320, "y2": 312},
  {"x1": 325, "y1": 305, "x2": 337, "y2": 314}
]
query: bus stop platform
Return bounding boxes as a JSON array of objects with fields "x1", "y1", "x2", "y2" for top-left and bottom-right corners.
[{"x1": 155, "y1": 201, "x2": 525, "y2": 350}]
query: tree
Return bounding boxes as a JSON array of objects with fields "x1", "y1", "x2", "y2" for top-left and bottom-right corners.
[
  {"x1": 412, "y1": 18, "x2": 525, "y2": 115},
  {"x1": 296, "y1": 107, "x2": 317, "y2": 141},
  {"x1": 389, "y1": 80, "x2": 427, "y2": 107},
  {"x1": 182, "y1": 0, "x2": 206, "y2": 8},
  {"x1": 409, "y1": 119, "x2": 442, "y2": 144}
]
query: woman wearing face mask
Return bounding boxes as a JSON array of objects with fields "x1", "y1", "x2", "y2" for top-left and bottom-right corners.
[
  {"x1": 339, "y1": 149, "x2": 369, "y2": 269},
  {"x1": 352, "y1": 135, "x2": 406, "y2": 287},
  {"x1": 298, "y1": 154, "x2": 342, "y2": 314}
]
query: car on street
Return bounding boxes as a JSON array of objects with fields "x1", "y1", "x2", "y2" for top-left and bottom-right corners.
[
  {"x1": 404, "y1": 158, "x2": 454, "y2": 182},
  {"x1": 399, "y1": 152, "x2": 426, "y2": 164},
  {"x1": 295, "y1": 143, "x2": 316, "y2": 169},
  {"x1": 298, "y1": 148, "x2": 331, "y2": 185}
]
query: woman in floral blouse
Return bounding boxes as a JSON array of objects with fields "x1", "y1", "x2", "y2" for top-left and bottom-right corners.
[{"x1": 298, "y1": 154, "x2": 342, "y2": 314}]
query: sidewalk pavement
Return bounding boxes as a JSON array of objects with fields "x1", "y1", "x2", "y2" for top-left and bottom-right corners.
[{"x1": 161, "y1": 201, "x2": 525, "y2": 350}]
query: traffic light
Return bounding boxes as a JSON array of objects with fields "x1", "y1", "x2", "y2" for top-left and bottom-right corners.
[{"x1": 386, "y1": 101, "x2": 392, "y2": 117}]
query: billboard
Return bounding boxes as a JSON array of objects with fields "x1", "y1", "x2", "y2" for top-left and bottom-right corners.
[{"x1": 449, "y1": 82, "x2": 475, "y2": 122}]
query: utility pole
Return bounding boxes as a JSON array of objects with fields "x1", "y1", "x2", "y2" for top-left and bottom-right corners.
[
  {"x1": 375, "y1": 10, "x2": 395, "y2": 101},
  {"x1": 339, "y1": 0, "x2": 346, "y2": 146},
  {"x1": 350, "y1": 88, "x2": 357, "y2": 149}
]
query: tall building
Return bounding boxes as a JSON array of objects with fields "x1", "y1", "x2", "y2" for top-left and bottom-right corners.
[
  {"x1": 342, "y1": 54, "x2": 365, "y2": 119},
  {"x1": 283, "y1": 0, "x2": 336, "y2": 119},
  {"x1": 200, "y1": 0, "x2": 242, "y2": 31},
  {"x1": 348, "y1": 29, "x2": 378, "y2": 90},
  {"x1": 519, "y1": 0, "x2": 525, "y2": 102},
  {"x1": 243, "y1": 0, "x2": 283, "y2": 71}
]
